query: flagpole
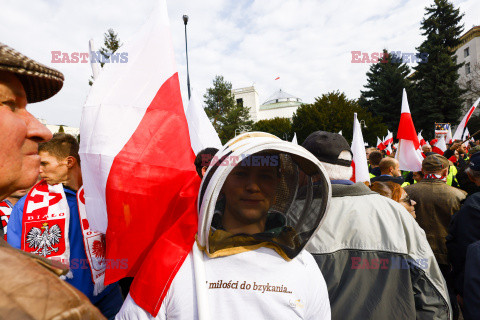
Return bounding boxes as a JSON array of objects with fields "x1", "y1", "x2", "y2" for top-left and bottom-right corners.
[{"x1": 183, "y1": 15, "x2": 191, "y2": 99}]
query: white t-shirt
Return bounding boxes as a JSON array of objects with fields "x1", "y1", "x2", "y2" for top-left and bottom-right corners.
[{"x1": 116, "y1": 247, "x2": 330, "y2": 320}]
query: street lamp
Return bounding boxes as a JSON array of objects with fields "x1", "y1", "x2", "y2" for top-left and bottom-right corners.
[
  {"x1": 183, "y1": 15, "x2": 191, "y2": 99},
  {"x1": 360, "y1": 120, "x2": 367, "y2": 129}
]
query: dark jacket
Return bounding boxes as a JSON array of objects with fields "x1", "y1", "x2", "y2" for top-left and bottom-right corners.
[
  {"x1": 370, "y1": 174, "x2": 405, "y2": 185},
  {"x1": 405, "y1": 179, "x2": 467, "y2": 265},
  {"x1": 463, "y1": 241, "x2": 480, "y2": 320},
  {"x1": 446, "y1": 192, "x2": 480, "y2": 297}
]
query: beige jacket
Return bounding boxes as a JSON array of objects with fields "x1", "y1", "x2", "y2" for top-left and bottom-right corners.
[{"x1": 0, "y1": 239, "x2": 105, "y2": 320}]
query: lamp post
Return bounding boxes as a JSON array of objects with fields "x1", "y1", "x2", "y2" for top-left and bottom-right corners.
[
  {"x1": 360, "y1": 120, "x2": 367, "y2": 129},
  {"x1": 183, "y1": 15, "x2": 191, "y2": 99}
]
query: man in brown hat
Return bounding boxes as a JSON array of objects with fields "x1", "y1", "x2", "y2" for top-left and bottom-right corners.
[
  {"x1": 0, "y1": 42, "x2": 104, "y2": 319},
  {"x1": 405, "y1": 153, "x2": 467, "y2": 319}
]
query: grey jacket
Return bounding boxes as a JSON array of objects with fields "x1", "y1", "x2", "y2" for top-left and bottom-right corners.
[{"x1": 306, "y1": 182, "x2": 451, "y2": 320}]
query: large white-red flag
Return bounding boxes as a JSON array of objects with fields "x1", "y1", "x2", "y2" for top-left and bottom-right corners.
[
  {"x1": 79, "y1": 0, "x2": 200, "y2": 316},
  {"x1": 395, "y1": 89, "x2": 423, "y2": 171},
  {"x1": 453, "y1": 97, "x2": 480, "y2": 141},
  {"x1": 351, "y1": 113, "x2": 370, "y2": 183}
]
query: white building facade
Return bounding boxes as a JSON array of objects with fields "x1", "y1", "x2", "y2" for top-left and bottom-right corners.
[{"x1": 232, "y1": 86, "x2": 304, "y2": 122}]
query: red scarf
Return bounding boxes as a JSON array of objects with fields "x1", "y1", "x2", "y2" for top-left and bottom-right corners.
[
  {"x1": 22, "y1": 181, "x2": 106, "y2": 294},
  {"x1": 0, "y1": 200, "x2": 13, "y2": 240}
]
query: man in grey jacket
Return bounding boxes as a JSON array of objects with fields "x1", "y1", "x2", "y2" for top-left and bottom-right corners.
[{"x1": 303, "y1": 131, "x2": 452, "y2": 320}]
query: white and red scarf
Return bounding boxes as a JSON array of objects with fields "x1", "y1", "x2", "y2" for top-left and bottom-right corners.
[
  {"x1": 21, "y1": 181, "x2": 106, "y2": 295},
  {"x1": 424, "y1": 173, "x2": 447, "y2": 182},
  {"x1": 0, "y1": 199, "x2": 13, "y2": 240}
]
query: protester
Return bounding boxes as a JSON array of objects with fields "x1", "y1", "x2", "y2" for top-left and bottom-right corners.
[
  {"x1": 405, "y1": 153, "x2": 467, "y2": 319},
  {"x1": 463, "y1": 240, "x2": 480, "y2": 320},
  {"x1": 412, "y1": 171, "x2": 424, "y2": 183},
  {"x1": 365, "y1": 147, "x2": 376, "y2": 160},
  {"x1": 303, "y1": 131, "x2": 451, "y2": 319},
  {"x1": 193, "y1": 147, "x2": 219, "y2": 178},
  {"x1": 0, "y1": 188, "x2": 28, "y2": 240},
  {"x1": 422, "y1": 144, "x2": 432, "y2": 154},
  {"x1": 447, "y1": 151, "x2": 480, "y2": 317},
  {"x1": 370, "y1": 157, "x2": 406, "y2": 185},
  {"x1": 117, "y1": 132, "x2": 332, "y2": 319},
  {"x1": 368, "y1": 150, "x2": 382, "y2": 178},
  {"x1": 8, "y1": 133, "x2": 122, "y2": 319},
  {"x1": 0, "y1": 42, "x2": 104, "y2": 319},
  {"x1": 370, "y1": 181, "x2": 416, "y2": 218}
]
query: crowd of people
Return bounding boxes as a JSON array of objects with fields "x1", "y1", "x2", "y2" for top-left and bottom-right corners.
[{"x1": 1, "y1": 41, "x2": 480, "y2": 320}]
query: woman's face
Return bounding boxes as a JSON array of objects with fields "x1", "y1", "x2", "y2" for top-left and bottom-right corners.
[{"x1": 399, "y1": 189, "x2": 416, "y2": 219}]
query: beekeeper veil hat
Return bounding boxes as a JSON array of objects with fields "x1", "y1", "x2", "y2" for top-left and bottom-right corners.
[{"x1": 197, "y1": 132, "x2": 331, "y2": 260}]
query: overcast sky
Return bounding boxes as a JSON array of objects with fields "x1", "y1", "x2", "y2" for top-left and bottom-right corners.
[{"x1": 2, "y1": 0, "x2": 478, "y2": 127}]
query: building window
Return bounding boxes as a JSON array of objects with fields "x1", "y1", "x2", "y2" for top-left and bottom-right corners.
[
  {"x1": 236, "y1": 98, "x2": 243, "y2": 107},
  {"x1": 466, "y1": 62, "x2": 471, "y2": 75},
  {"x1": 464, "y1": 47, "x2": 470, "y2": 58}
]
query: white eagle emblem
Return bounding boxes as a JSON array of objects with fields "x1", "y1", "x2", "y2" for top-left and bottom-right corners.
[{"x1": 26, "y1": 223, "x2": 62, "y2": 257}]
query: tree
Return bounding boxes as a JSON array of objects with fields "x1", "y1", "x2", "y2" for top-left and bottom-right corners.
[
  {"x1": 360, "y1": 50, "x2": 411, "y2": 132},
  {"x1": 252, "y1": 117, "x2": 292, "y2": 140},
  {"x1": 203, "y1": 75, "x2": 253, "y2": 143},
  {"x1": 291, "y1": 91, "x2": 387, "y2": 145},
  {"x1": 411, "y1": 0, "x2": 465, "y2": 139},
  {"x1": 89, "y1": 28, "x2": 122, "y2": 85}
]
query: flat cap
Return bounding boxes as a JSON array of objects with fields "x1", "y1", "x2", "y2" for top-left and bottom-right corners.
[
  {"x1": 422, "y1": 154, "x2": 449, "y2": 173},
  {"x1": 0, "y1": 42, "x2": 64, "y2": 103}
]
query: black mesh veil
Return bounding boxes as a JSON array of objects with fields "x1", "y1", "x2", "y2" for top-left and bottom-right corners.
[{"x1": 197, "y1": 132, "x2": 331, "y2": 260}]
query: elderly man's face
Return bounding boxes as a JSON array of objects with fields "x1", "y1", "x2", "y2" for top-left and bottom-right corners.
[
  {"x1": 0, "y1": 72, "x2": 52, "y2": 200},
  {"x1": 422, "y1": 145, "x2": 432, "y2": 153}
]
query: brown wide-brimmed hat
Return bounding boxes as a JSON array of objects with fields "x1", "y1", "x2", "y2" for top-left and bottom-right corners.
[{"x1": 0, "y1": 42, "x2": 64, "y2": 103}]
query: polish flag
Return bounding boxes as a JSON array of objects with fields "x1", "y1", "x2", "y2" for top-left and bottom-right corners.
[
  {"x1": 376, "y1": 137, "x2": 386, "y2": 150},
  {"x1": 446, "y1": 125, "x2": 453, "y2": 144},
  {"x1": 383, "y1": 130, "x2": 393, "y2": 145},
  {"x1": 453, "y1": 97, "x2": 480, "y2": 141},
  {"x1": 436, "y1": 136, "x2": 447, "y2": 153},
  {"x1": 79, "y1": 1, "x2": 200, "y2": 316},
  {"x1": 351, "y1": 113, "x2": 370, "y2": 183},
  {"x1": 395, "y1": 89, "x2": 423, "y2": 172},
  {"x1": 418, "y1": 130, "x2": 426, "y2": 146}
]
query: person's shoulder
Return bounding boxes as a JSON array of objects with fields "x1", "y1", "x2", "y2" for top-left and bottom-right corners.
[{"x1": 12, "y1": 195, "x2": 27, "y2": 211}]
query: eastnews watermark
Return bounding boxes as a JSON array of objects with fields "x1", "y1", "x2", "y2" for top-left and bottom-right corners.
[
  {"x1": 351, "y1": 51, "x2": 428, "y2": 64},
  {"x1": 51, "y1": 51, "x2": 128, "y2": 63},
  {"x1": 201, "y1": 154, "x2": 279, "y2": 167},
  {"x1": 351, "y1": 257, "x2": 428, "y2": 270}
]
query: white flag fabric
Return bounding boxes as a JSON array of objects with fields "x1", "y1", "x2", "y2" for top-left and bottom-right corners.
[
  {"x1": 88, "y1": 39, "x2": 100, "y2": 80},
  {"x1": 185, "y1": 89, "x2": 222, "y2": 155},
  {"x1": 338, "y1": 130, "x2": 342, "y2": 136},
  {"x1": 351, "y1": 113, "x2": 370, "y2": 183},
  {"x1": 446, "y1": 125, "x2": 453, "y2": 144},
  {"x1": 292, "y1": 133, "x2": 298, "y2": 145},
  {"x1": 436, "y1": 136, "x2": 447, "y2": 152},
  {"x1": 395, "y1": 89, "x2": 423, "y2": 172},
  {"x1": 453, "y1": 97, "x2": 480, "y2": 141}
]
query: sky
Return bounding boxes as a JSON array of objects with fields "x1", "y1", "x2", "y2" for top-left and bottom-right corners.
[{"x1": 1, "y1": 0, "x2": 478, "y2": 127}]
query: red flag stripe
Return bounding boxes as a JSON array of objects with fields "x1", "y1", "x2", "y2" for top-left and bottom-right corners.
[{"x1": 397, "y1": 113, "x2": 419, "y2": 149}]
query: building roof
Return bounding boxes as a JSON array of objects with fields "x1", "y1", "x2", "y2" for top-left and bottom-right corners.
[
  {"x1": 452, "y1": 25, "x2": 480, "y2": 51},
  {"x1": 261, "y1": 89, "x2": 302, "y2": 107}
]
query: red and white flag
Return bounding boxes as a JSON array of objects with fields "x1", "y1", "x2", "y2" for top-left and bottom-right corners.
[
  {"x1": 418, "y1": 130, "x2": 426, "y2": 146},
  {"x1": 376, "y1": 137, "x2": 386, "y2": 150},
  {"x1": 351, "y1": 113, "x2": 370, "y2": 183},
  {"x1": 79, "y1": 0, "x2": 200, "y2": 316},
  {"x1": 436, "y1": 136, "x2": 447, "y2": 152},
  {"x1": 453, "y1": 97, "x2": 480, "y2": 141},
  {"x1": 395, "y1": 89, "x2": 423, "y2": 172},
  {"x1": 446, "y1": 125, "x2": 453, "y2": 144},
  {"x1": 383, "y1": 130, "x2": 393, "y2": 146}
]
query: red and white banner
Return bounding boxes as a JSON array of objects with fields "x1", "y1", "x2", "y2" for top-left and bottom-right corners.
[
  {"x1": 418, "y1": 130, "x2": 426, "y2": 147},
  {"x1": 79, "y1": 0, "x2": 200, "y2": 316},
  {"x1": 395, "y1": 89, "x2": 423, "y2": 172},
  {"x1": 351, "y1": 113, "x2": 370, "y2": 183},
  {"x1": 453, "y1": 97, "x2": 480, "y2": 141}
]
